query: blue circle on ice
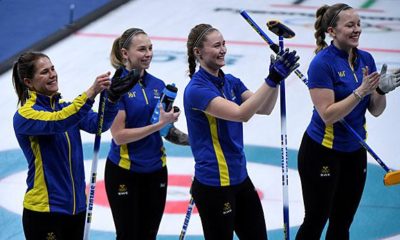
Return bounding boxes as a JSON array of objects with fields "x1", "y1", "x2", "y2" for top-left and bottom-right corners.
[{"x1": 0, "y1": 142, "x2": 399, "y2": 240}]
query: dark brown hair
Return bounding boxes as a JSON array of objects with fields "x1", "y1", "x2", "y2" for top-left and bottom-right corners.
[
  {"x1": 186, "y1": 24, "x2": 217, "y2": 78},
  {"x1": 12, "y1": 52, "x2": 49, "y2": 106}
]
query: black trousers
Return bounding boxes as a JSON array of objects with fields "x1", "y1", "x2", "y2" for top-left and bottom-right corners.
[
  {"x1": 296, "y1": 133, "x2": 367, "y2": 240},
  {"x1": 22, "y1": 208, "x2": 85, "y2": 240},
  {"x1": 191, "y1": 177, "x2": 267, "y2": 240},
  {"x1": 105, "y1": 159, "x2": 167, "y2": 240}
]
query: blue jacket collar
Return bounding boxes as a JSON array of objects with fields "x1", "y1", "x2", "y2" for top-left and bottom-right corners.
[
  {"x1": 329, "y1": 42, "x2": 359, "y2": 69},
  {"x1": 198, "y1": 67, "x2": 225, "y2": 88},
  {"x1": 27, "y1": 90, "x2": 61, "y2": 106}
]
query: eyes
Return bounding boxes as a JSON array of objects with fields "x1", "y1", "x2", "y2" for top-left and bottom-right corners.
[
  {"x1": 215, "y1": 40, "x2": 225, "y2": 47},
  {"x1": 212, "y1": 41, "x2": 226, "y2": 49},
  {"x1": 39, "y1": 66, "x2": 55, "y2": 75},
  {"x1": 345, "y1": 20, "x2": 361, "y2": 29},
  {"x1": 137, "y1": 45, "x2": 153, "y2": 53},
  {"x1": 346, "y1": 23, "x2": 360, "y2": 28}
]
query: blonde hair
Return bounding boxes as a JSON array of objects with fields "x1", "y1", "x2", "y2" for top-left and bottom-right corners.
[{"x1": 110, "y1": 28, "x2": 146, "y2": 69}]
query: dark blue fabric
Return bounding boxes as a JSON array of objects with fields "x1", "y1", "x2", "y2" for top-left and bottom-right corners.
[
  {"x1": 0, "y1": 0, "x2": 110, "y2": 63},
  {"x1": 306, "y1": 43, "x2": 376, "y2": 152}
]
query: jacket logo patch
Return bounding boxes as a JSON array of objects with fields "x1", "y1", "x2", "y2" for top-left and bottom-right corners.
[
  {"x1": 154, "y1": 89, "x2": 160, "y2": 98},
  {"x1": 230, "y1": 89, "x2": 236, "y2": 101},
  {"x1": 128, "y1": 91, "x2": 136, "y2": 98},
  {"x1": 338, "y1": 71, "x2": 346, "y2": 77}
]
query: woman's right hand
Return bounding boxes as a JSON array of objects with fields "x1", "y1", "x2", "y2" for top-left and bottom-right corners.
[
  {"x1": 265, "y1": 48, "x2": 300, "y2": 87},
  {"x1": 158, "y1": 104, "x2": 180, "y2": 128},
  {"x1": 86, "y1": 72, "x2": 111, "y2": 100},
  {"x1": 355, "y1": 66, "x2": 380, "y2": 98}
]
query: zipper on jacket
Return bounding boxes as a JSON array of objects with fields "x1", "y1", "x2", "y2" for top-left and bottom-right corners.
[
  {"x1": 65, "y1": 132, "x2": 77, "y2": 214},
  {"x1": 139, "y1": 81, "x2": 149, "y2": 104},
  {"x1": 348, "y1": 58, "x2": 359, "y2": 82},
  {"x1": 50, "y1": 96, "x2": 56, "y2": 110}
]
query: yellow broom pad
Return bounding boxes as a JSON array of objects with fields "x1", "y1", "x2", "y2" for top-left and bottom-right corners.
[{"x1": 384, "y1": 170, "x2": 400, "y2": 186}]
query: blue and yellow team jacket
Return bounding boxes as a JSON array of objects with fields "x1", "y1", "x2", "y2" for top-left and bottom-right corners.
[
  {"x1": 184, "y1": 67, "x2": 249, "y2": 187},
  {"x1": 13, "y1": 91, "x2": 118, "y2": 215},
  {"x1": 107, "y1": 69, "x2": 167, "y2": 173},
  {"x1": 306, "y1": 43, "x2": 376, "y2": 152}
]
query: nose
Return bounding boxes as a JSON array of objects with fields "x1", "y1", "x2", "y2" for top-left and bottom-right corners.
[
  {"x1": 221, "y1": 45, "x2": 227, "y2": 54},
  {"x1": 354, "y1": 24, "x2": 361, "y2": 33},
  {"x1": 145, "y1": 49, "x2": 153, "y2": 57},
  {"x1": 49, "y1": 69, "x2": 57, "y2": 78}
]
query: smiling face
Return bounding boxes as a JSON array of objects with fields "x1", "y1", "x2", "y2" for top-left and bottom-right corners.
[
  {"x1": 196, "y1": 30, "x2": 227, "y2": 76},
  {"x1": 328, "y1": 8, "x2": 361, "y2": 52},
  {"x1": 122, "y1": 33, "x2": 153, "y2": 72},
  {"x1": 24, "y1": 57, "x2": 58, "y2": 97}
]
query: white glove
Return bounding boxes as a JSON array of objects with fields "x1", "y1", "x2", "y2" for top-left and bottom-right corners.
[{"x1": 377, "y1": 64, "x2": 400, "y2": 95}]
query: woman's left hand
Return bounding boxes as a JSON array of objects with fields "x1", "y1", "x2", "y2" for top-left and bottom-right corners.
[
  {"x1": 356, "y1": 66, "x2": 380, "y2": 98},
  {"x1": 158, "y1": 104, "x2": 180, "y2": 127},
  {"x1": 86, "y1": 72, "x2": 111, "y2": 100}
]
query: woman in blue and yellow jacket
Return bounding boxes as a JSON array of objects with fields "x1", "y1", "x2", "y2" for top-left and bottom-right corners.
[
  {"x1": 184, "y1": 24, "x2": 299, "y2": 240},
  {"x1": 12, "y1": 51, "x2": 138, "y2": 240},
  {"x1": 105, "y1": 28, "x2": 188, "y2": 240}
]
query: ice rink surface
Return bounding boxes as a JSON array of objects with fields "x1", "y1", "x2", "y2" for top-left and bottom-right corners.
[{"x1": 0, "y1": 0, "x2": 399, "y2": 239}]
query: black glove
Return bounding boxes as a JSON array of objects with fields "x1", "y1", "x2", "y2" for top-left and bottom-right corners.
[
  {"x1": 265, "y1": 48, "x2": 300, "y2": 87},
  {"x1": 107, "y1": 68, "x2": 141, "y2": 102},
  {"x1": 165, "y1": 125, "x2": 190, "y2": 146}
]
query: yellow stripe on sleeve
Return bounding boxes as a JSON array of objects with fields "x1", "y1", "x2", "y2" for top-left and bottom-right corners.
[{"x1": 18, "y1": 92, "x2": 89, "y2": 121}]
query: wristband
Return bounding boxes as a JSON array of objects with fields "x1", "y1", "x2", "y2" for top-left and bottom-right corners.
[
  {"x1": 353, "y1": 90, "x2": 363, "y2": 101},
  {"x1": 376, "y1": 87, "x2": 386, "y2": 95},
  {"x1": 265, "y1": 77, "x2": 278, "y2": 88}
]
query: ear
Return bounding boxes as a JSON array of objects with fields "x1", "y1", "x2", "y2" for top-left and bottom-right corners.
[
  {"x1": 23, "y1": 78, "x2": 33, "y2": 89},
  {"x1": 121, "y1": 48, "x2": 129, "y2": 60},
  {"x1": 327, "y1": 26, "x2": 336, "y2": 37},
  {"x1": 193, "y1": 47, "x2": 201, "y2": 57}
]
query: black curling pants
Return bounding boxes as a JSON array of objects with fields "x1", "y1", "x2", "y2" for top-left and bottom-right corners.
[
  {"x1": 105, "y1": 160, "x2": 167, "y2": 240},
  {"x1": 296, "y1": 133, "x2": 367, "y2": 240},
  {"x1": 23, "y1": 208, "x2": 85, "y2": 240},
  {"x1": 191, "y1": 177, "x2": 267, "y2": 240}
]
